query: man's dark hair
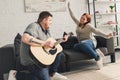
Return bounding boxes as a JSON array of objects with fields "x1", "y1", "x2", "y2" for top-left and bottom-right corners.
[{"x1": 37, "y1": 11, "x2": 53, "y2": 23}]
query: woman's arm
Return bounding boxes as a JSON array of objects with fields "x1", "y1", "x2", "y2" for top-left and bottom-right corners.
[
  {"x1": 68, "y1": 2, "x2": 80, "y2": 25},
  {"x1": 90, "y1": 25, "x2": 113, "y2": 39}
]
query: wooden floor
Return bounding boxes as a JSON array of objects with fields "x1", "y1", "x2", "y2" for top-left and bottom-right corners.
[{"x1": 63, "y1": 50, "x2": 120, "y2": 80}]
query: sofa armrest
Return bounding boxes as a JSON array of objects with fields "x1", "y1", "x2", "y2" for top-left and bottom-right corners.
[
  {"x1": 95, "y1": 36, "x2": 115, "y2": 54},
  {"x1": 0, "y1": 44, "x2": 15, "y2": 74},
  {"x1": 106, "y1": 37, "x2": 115, "y2": 53}
]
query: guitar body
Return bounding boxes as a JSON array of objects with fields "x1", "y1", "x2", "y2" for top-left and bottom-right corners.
[{"x1": 30, "y1": 38, "x2": 63, "y2": 67}]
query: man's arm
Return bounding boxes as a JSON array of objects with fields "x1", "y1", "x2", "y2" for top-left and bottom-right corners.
[
  {"x1": 21, "y1": 33, "x2": 54, "y2": 47},
  {"x1": 21, "y1": 33, "x2": 44, "y2": 47}
]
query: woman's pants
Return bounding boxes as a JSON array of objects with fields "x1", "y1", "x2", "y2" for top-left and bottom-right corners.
[
  {"x1": 16, "y1": 53, "x2": 62, "y2": 80},
  {"x1": 73, "y1": 39, "x2": 99, "y2": 60}
]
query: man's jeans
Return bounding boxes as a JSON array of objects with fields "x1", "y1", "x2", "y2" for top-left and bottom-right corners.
[
  {"x1": 16, "y1": 53, "x2": 62, "y2": 80},
  {"x1": 73, "y1": 39, "x2": 99, "y2": 60}
]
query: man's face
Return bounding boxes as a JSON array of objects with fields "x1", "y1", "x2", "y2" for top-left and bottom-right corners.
[{"x1": 43, "y1": 16, "x2": 52, "y2": 30}]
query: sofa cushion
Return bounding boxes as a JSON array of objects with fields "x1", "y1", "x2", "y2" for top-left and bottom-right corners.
[{"x1": 63, "y1": 49, "x2": 93, "y2": 62}]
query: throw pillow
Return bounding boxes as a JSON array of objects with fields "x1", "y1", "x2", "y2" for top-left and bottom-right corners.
[
  {"x1": 60, "y1": 36, "x2": 78, "y2": 49},
  {"x1": 14, "y1": 33, "x2": 21, "y2": 57},
  {"x1": 14, "y1": 33, "x2": 27, "y2": 71}
]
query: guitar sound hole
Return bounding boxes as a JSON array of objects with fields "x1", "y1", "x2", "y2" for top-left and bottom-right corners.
[{"x1": 49, "y1": 48, "x2": 57, "y2": 55}]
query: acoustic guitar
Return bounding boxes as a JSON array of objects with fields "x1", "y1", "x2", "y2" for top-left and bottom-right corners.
[{"x1": 30, "y1": 32, "x2": 73, "y2": 67}]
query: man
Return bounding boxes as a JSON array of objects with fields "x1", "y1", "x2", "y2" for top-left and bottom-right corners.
[{"x1": 8, "y1": 11, "x2": 68, "y2": 80}]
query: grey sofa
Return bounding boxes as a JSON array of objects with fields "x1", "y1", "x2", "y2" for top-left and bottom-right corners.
[
  {"x1": 0, "y1": 34, "x2": 115, "y2": 80},
  {"x1": 60, "y1": 36, "x2": 115, "y2": 71}
]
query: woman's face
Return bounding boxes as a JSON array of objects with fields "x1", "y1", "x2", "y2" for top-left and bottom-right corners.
[{"x1": 80, "y1": 15, "x2": 87, "y2": 24}]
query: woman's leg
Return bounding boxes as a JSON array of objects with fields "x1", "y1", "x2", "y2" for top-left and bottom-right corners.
[{"x1": 73, "y1": 40, "x2": 99, "y2": 60}]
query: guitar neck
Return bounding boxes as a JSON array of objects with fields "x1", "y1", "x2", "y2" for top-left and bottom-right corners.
[
  {"x1": 54, "y1": 39, "x2": 63, "y2": 46},
  {"x1": 31, "y1": 32, "x2": 73, "y2": 47},
  {"x1": 54, "y1": 32, "x2": 73, "y2": 46}
]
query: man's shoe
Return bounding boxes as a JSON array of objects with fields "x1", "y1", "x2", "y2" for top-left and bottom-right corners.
[
  {"x1": 50, "y1": 72, "x2": 68, "y2": 80},
  {"x1": 96, "y1": 56, "x2": 103, "y2": 70},
  {"x1": 8, "y1": 70, "x2": 17, "y2": 80}
]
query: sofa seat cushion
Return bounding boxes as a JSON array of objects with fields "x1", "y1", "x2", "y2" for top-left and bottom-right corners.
[
  {"x1": 63, "y1": 47, "x2": 108, "y2": 62},
  {"x1": 63, "y1": 49, "x2": 93, "y2": 62}
]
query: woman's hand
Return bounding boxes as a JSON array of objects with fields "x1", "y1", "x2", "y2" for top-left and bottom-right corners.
[{"x1": 107, "y1": 33, "x2": 113, "y2": 38}]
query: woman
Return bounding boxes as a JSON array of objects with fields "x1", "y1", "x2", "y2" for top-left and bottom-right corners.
[{"x1": 68, "y1": 2, "x2": 113, "y2": 69}]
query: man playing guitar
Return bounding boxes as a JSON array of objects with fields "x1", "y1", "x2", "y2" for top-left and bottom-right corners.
[{"x1": 8, "y1": 11, "x2": 68, "y2": 80}]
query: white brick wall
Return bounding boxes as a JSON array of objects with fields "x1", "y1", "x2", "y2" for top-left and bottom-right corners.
[{"x1": 0, "y1": 0, "x2": 87, "y2": 47}]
